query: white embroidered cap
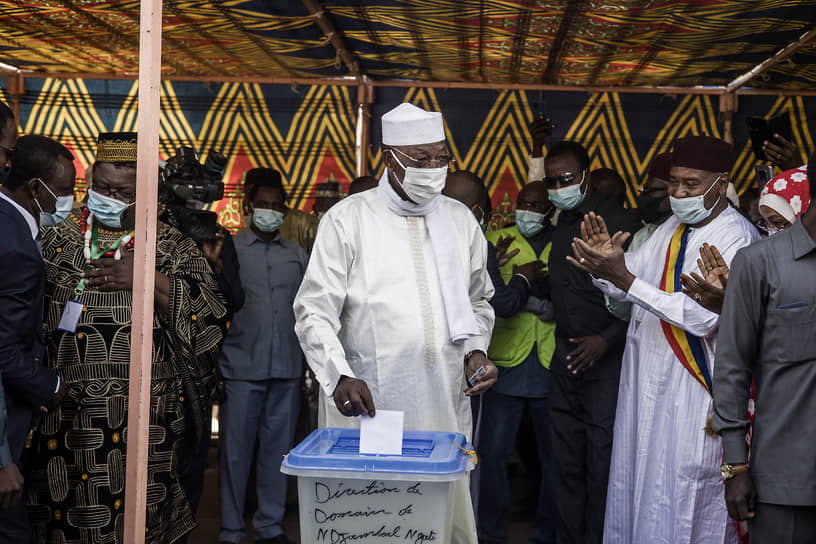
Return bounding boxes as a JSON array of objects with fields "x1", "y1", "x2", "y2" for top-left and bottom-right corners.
[{"x1": 382, "y1": 103, "x2": 445, "y2": 146}]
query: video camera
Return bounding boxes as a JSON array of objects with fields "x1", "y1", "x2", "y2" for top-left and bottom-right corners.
[{"x1": 159, "y1": 146, "x2": 227, "y2": 241}]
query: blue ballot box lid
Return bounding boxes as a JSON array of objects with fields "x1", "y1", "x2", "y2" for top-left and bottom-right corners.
[{"x1": 281, "y1": 428, "x2": 473, "y2": 478}]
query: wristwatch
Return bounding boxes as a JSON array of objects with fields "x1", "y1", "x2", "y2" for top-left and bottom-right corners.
[{"x1": 720, "y1": 463, "x2": 749, "y2": 480}]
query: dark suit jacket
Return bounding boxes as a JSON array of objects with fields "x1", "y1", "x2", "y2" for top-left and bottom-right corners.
[{"x1": 0, "y1": 197, "x2": 58, "y2": 463}]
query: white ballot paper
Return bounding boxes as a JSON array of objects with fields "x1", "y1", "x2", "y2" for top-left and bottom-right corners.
[{"x1": 359, "y1": 410, "x2": 404, "y2": 455}]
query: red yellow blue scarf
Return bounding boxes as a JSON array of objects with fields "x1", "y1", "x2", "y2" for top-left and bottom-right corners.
[{"x1": 659, "y1": 224, "x2": 713, "y2": 395}]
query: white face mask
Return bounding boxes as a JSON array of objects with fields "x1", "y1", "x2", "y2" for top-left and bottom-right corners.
[
  {"x1": 389, "y1": 150, "x2": 447, "y2": 205},
  {"x1": 669, "y1": 175, "x2": 722, "y2": 225},
  {"x1": 34, "y1": 178, "x2": 74, "y2": 226}
]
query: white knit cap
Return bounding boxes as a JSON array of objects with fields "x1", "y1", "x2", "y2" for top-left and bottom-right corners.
[
  {"x1": 382, "y1": 103, "x2": 445, "y2": 146},
  {"x1": 726, "y1": 182, "x2": 740, "y2": 208}
]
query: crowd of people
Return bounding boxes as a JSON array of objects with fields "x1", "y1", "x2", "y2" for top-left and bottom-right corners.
[{"x1": 0, "y1": 94, "x2": 813, "y2": 544}]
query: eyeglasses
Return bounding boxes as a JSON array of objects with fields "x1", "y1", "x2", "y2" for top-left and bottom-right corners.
[
  {"x1": 544, "y1": 170, "x2": 585, "y2": 188},
  {"x1": 92, "y1": 181, "x2": 136, "y2": 202},
  {"x1": 756, "y1": 217, "x2": 790, "y2": 232},
  {"x1": 390, "y1": 147, "x2": 455, "y2": 169}
]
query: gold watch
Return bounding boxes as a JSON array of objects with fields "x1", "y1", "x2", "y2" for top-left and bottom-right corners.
[{"x1": 720, "y1": 463, "x2": 749, "y2": 480}]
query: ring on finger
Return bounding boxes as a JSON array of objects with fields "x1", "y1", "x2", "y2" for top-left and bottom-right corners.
[
  {"x1": 343, "y1": 400, "x2": 351, "y2": 407},
  {"x1": 580, "y1": 257, "x2": 587, "y2": 264}
]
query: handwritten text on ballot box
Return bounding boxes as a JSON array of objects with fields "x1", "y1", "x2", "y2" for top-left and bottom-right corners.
[{"x1": 281, "y1": 428, "x2": 475, "y2": 544}]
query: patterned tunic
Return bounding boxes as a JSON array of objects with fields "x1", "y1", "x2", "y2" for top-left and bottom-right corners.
[{"x1": 26, "y1": 208, "x2": 228, "y2": 544}]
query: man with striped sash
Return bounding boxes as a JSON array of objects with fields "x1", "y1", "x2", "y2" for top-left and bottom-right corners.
[{"x1": 568, "y1": 136, "x2": 759, "y2": 543}]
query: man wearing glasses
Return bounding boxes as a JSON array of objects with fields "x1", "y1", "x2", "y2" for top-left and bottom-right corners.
[
  {"x1": 27, "y1": 132, "x2": 228, "y2": 544},
  {"x1": 544, "y1": 140, "x2": 640, "y2": 544},
  {"x1": 295, "y1": 103, "x2": 496, "y2": 544}
]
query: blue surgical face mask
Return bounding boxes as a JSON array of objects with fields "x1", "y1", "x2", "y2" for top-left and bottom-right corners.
[
  {"x1": 669, "y1": 175, "x2": 721, "y2": 225},
  {"x1": 548, "y1": 171, "x2": 587, "y2": 211},
  {"x1": 34, "y1": 179, "x2": 74, "y2": 226},
  {"x1": 253, "y1": 208, "x2": 284, "y2": 233},
  {"x1": 87, "y1": 188, "x2": 133, "y2": 229},
  {"x1": 516, "y1": 209, "x2": 548, "y2": 238}
]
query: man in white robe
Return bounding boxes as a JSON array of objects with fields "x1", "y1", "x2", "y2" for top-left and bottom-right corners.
[
  {"x1": 293, "y1": 103, "x2": 497, "y2": 544},
  {"x1": 567, "y1": 136, "x2": 759, "y2": 543}
]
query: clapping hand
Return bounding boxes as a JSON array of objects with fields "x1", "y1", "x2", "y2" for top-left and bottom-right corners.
[
  {"x1": 566, "y1": 212, "x2": 633, "y2": 290},
  {"x1": 495, "y1": 234, "x2": 520, "y2": 267},
  {"x1": 679, "y1": 243, "x2": 729, "y2": 314}
]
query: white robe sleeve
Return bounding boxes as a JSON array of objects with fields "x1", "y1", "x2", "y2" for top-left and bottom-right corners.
[
  {"x1": 622, "y1": 234, "x2": 755, "y2": 338},
  {"x1": 592, "y1": 250, "x2": 641, "y2": 302},
  {"x1": 623, "y1": 278, "x2": 721, "y2": 337},
  {"x1": 293, "y1": 215, "x2": 356, "y2": 397},
  {"x1": 528, "y1": 155, "x2": 546, "y2": 183},
  {"x1": 462, "y1": 234, "x2": 495, "y2": 356}
]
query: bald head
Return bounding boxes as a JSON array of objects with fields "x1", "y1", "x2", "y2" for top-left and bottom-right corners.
[
  {"x1": 349, "y1": 175, "x2": 377, "y2": 195},
  {"x1": 591, "y1": 167, "x2": 626, "y2": 206},
  {"x1": 518, "y1": 180, "x2": 548, "y2": 203},
  {"x1": 516, "y1": 181, "x2": 553, "y2": 215},
  {"x1": 444, "y1": 170, "x2": 490, "y2": 224},
  {"x1": 444, "y1": 170, "x2": 485, "y2": 206}
]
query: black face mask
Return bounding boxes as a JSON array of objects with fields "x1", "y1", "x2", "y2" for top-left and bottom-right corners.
[
  {"x1": 636, "y1": 192, "x2": 670, "y2": 224},
  {"x1": 0, "y1": 167, "x2": 8, "y2": 185}
]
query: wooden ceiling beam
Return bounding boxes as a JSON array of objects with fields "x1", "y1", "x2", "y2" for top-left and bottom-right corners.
[
  {"x1": 10, "y1": 69, "x2": 816, "y2": 97},
  {"x1": 726, "y1": 25, "x2": 816, "y2": 93},
  {"x1": 301, "y1": 0, "x2": 362, "y2": 81}
]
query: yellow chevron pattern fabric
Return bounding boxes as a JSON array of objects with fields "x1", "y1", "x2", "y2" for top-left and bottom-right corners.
[{"x1": 7, "y1": 78, "x2": 814, "y2": 231}]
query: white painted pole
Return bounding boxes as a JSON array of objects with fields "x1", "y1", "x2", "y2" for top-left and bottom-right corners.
[{"x1": 124, "y1": 0, "x2": 162, "y2": 542}]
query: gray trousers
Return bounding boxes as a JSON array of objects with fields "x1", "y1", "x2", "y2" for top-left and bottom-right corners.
[
  {"x1": 749, "y1": 503, "x2": 816, "y2": 544},
  {"x1": 219, "y1": 378, "x2": 300, "y2": 543}
]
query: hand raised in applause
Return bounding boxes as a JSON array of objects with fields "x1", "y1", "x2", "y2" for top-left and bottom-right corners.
[
  {"x1": 679, "y1": 243, "x2": 729, "y2": 314},
  {"x1": 494, "y1": 234, "x2": 520, "y2": 267},
  {"x1": 566, "y1": 212, "x2": 633, "y2": 291}
]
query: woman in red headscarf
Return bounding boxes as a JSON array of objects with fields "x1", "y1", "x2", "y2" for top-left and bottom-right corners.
[{"x1": 757, "y1": 165, "x2": 811, "y2": 234}]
